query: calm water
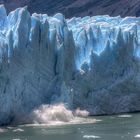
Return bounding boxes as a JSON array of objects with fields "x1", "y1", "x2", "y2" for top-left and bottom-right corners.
[{"x1": 1, "y1": 113, "x2": 140, "y2": 140}]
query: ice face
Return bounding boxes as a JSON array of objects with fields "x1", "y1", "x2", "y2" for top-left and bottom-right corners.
[{"x1": 0, "y1": 5, "x2": 140, "y2": 125}]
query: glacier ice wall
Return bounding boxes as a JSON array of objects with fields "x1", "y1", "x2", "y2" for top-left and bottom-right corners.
[{"x1": 0, "y1": 5, "x2": 140, "y2": 124}]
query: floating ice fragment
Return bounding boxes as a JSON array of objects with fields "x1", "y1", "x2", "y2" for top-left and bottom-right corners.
[
  {"x1": 83, "y1": 135, "x2": 101, "y2": 139},
  {"x1": 118, "y1": 115, "x2": 132, "y2": 118},
  {"x1": 13, "y1": 128, "x2": 24, "y2": 132},
  {"x1": 135, "y1": 134, "x2": 140, "y2": 138}
]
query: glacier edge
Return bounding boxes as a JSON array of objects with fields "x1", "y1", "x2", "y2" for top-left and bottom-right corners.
[{"x1": 0, "y1": 5, "x2": 139, "y2": 125}]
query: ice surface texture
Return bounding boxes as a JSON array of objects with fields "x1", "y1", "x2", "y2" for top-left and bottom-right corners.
[{"x1": 0, "y1": 5, "x2": 140, "y2": 125}]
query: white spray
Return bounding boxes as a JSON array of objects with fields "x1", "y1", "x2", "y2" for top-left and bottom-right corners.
[{"x1": 31, "y1": 103, "x2": 92, "y2": 125}]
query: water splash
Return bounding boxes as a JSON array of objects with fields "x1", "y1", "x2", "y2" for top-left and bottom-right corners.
[
  {"x1": 74, "y1": 108, "x2": 89, "y2": 117},
  {"x1": 31, "y1": 103, "x2": 94, "y2": 125},
  {"x1": 32, "y1": 104, "x2": 74, "y2": 124}
]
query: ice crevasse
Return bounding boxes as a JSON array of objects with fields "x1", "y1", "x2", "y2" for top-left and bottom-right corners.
[{"x1": 0, "y1": 5, "x2": 140, "y2": 125}]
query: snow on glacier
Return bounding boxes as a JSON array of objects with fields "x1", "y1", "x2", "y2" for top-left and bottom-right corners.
[{"x1": 0, "y1": 5, "x2": 140, "y2": 125}]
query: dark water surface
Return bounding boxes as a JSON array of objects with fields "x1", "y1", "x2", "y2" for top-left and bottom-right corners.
[{"x1": 1, "y1": 113, "x2": 140, "y2": 140}]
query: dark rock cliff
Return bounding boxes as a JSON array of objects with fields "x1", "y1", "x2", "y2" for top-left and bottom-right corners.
[{"x1": 1, "y1": 0, "x2": 140, "y2": 18}]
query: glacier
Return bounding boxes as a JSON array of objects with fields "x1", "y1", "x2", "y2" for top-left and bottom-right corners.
[{"x1": 0, "y1": 5, "x2": 140, "y2": 125}]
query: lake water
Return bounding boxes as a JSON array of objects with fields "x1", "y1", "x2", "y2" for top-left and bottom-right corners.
[{"x1": 1, "y1": 113, "x2": 140, "y2": 140}]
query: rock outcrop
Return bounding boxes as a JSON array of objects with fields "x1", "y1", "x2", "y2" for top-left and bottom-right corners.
[{"x1": 1, "y1": 0, "x2": 140, "y2": 18}]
